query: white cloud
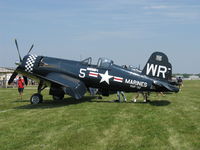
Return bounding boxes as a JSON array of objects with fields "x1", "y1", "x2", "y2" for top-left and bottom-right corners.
[
  {"x1": 144, "y1": 5, "x2": 170, "y2": 10},
  {"x1": 164, "y1": 12, "x2": 200, "y2": 20}
]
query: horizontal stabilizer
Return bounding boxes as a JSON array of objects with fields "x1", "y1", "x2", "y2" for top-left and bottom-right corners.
[{"x1": 153, "y1": 80, "x2": 179, "y2": 93}]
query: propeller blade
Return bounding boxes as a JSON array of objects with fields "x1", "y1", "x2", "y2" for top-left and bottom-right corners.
[
  {"x1": 23, "y1": 76, "x2": 28, "y2": 85},
  {"x1": 27, "y1": 44, "x2": 34, "y2": 54},
  {"x1": 8, "y1": 71, "x2": 18, "y2": 85},
  {"x1": 15, "y1": 39, "x2": 22, "y2": 62}
]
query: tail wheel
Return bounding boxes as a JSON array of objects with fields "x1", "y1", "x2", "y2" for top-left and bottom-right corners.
[
  {"x1": 53, "y1": 95, "x2": 64, "y2": 101},
  {"x1": 30, "y1": 93, "x2": 43, "y2": 104}
]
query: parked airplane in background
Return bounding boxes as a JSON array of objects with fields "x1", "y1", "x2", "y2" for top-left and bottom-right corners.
[{"x1": 8, "y1": 39, "x2": 179, "y2": 104}]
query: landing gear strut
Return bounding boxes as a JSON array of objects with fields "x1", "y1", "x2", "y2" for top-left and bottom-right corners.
[{"x1": 30, "y1": 81, "x2": 47, "y2": 104}]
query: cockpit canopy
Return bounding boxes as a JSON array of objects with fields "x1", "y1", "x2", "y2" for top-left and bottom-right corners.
[
  {"x1": 81, "y1": 57, "x2": 114, "y2": 69},
  {"x1": 97, "y1": 58, "x2": 114, "y2": 68},
  {"x1": 81, "y1": 57, "x2": 92, "y2": 65}
]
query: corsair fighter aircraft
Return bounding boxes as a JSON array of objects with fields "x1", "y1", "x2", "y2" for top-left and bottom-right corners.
[{"x1": 8, "y1": 40, "x2": 179, "y2": 104}]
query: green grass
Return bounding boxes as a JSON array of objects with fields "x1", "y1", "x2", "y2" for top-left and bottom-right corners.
[{"x1": 0, "y1": 80, "x2": 200, "y2": 150}]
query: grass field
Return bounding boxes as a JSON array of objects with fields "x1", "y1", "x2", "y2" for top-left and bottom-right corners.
[{"x1": 0, "y1": 80, "x2": 200, "y2": 150}]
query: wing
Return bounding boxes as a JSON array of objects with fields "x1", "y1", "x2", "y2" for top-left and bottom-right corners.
[{"x1": 37, "y1": 73, "x2": 87, "y2": 99}]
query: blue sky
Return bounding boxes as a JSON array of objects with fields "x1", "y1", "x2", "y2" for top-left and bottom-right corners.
[{"x1": 0, "y1": 0, "x2": 200, "y2": 73}]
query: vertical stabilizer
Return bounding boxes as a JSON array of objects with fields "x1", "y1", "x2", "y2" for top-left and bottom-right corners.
[{"x1": 142, "y1": 52, "x2": 172, "y2": 81}]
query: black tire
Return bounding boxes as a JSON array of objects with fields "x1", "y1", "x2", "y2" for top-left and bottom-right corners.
[
  {"x1": 30, "y1": 93, "x2": 43, "y2": 104},
  {"x1": 52, "y1": 95, "x2": 64, "y2": 101}
]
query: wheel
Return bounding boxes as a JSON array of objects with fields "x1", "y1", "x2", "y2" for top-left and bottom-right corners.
[
  {"x1": 30, "y1": 93, "x2": 43, "y2": 104},
  {"x1": 52, "y1": 95, "x2": 64, "y2": 101}
]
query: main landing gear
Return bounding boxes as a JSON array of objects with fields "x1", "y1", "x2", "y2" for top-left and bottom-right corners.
[
  {"x1": 52, "y1": 94, "x2": 64, "y2": 101},
  {"x1": 30, "y1": 81, "x2": 47, "y2": 104},
  {"x1": 30, "y1": 93, "x2": 43, "y2": 104}
]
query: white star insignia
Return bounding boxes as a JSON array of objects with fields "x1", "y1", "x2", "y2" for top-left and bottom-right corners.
[{"x1": 99, "y1": 70, "x2": 113, "y2": 84}]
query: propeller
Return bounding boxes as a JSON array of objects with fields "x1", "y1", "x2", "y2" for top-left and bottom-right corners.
[
  {"x1": 8, "y1": 71, "x2": 18, "y2": 85},
  {"x1": 15, "y1": 39, "x2": 22, "y2": 62},
  {"x1": 23, "y1": 76, "x2": 28, "y2": 85},
  {"x1": 8, "y1": 39, "x2": 33, "y2": 85},
  {"x1": 27, "y1": 44, "x2": 34, "y2": 55}
]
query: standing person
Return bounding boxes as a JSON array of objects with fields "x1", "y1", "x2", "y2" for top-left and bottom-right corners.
[
  {"x1": 117, "y1": 91, "x2": 127, "y2": 102},
  {"x1": 18, "y1": 77, "x2": 24, "y2": 100},
  {"x1": 132, "y1": 92, "x2": 149, "y2": 103},
  {"x1": 157, "y1": 92, "x2": 165, "y2": 97},
  {"x1": 177, "y1": 77, "x2": 183, "y2": 90},
  {"x1": 116, "y1": 64, "x2": 128, "y2": 103}
]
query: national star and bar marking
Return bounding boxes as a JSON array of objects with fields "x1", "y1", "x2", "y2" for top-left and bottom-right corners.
[
  {"x1": 83, "y1": 69, "x2": 124, "y2": 84},
  {"x1": 89, "y1": 72, "x2": 99, "y2": 77},
  {"x1": 113, "y1": 76, "x2": 123, "y2": 83},
  {"x1": 99, "y1": 70, "x2": 113, "y2": 84}
]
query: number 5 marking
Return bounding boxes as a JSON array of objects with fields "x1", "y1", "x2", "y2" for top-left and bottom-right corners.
[{"x1": 79, "y1": 68, "x2": 87, "y2": 78}]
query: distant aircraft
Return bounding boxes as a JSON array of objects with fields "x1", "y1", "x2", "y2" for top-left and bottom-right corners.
[{"x1": 8, "y1": 39, "x2": 179, "y2": 104}]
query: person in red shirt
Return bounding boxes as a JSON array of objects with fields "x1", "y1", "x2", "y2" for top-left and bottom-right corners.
[{"x1": 18, "y1": 77, "x2": 24, "y2": 100}]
